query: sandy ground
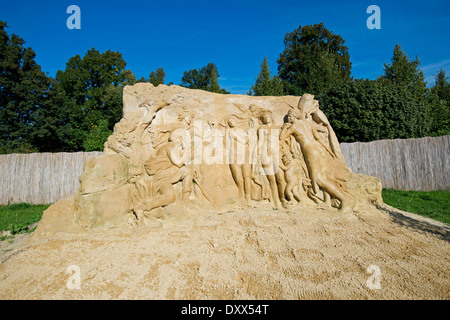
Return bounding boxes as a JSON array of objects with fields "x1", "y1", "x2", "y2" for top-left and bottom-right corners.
[{"x1": 0, "y1": 196, "x2": 449, "y2": 300}]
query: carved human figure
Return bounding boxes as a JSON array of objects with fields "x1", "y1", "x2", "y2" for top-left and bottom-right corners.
[
  {"x1": 245, "y1": 105, "x2": 267, "y2": 198},
  {"x1": 257, "y1": 110, "x2": 284, "y2": 209},
  {"x1": 105, "y1": 102, "x2": 167, "y2": 182},
  {"x1": 298, "y1": 94, "x2": 347, "y2": 208},
  {"x1": 280, "y1": 106, "x2": 355, "y2": 211},
  {"x1": 296, "y1": 94, "x2": 345, "y2": 162},
  {"x1": 279, "y1": 152, "x2": 303, "y2": 203},
  {"x1": 134, "y1": 135, "x2": 195, "y2": 217},
  {"x1": 230, "y1": 103, "x2": 262, "y2": 129},
  {"x1": 229, "y1": 104, "x2": 270, "y2": 201},
  {"x1": 226, "y1": 114, "x2": 252, "y2": 205},
  {"x1": 106, "y1": 102, "x2": 167, "y2": 156},
  {"x1": 150, "y1": 106, "x2": 194, "y2": 150},
  {"x1": 132, "y1": 106, "x2": 201, "y2": 220}
]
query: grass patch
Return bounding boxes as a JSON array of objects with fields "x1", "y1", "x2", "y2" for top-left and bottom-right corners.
[
  {"x1": 382, "y1": 189, "x2": 450, "y2": 225},
  {"x1": 0, "y1": 203, "x2": 51, "y2": 239}
]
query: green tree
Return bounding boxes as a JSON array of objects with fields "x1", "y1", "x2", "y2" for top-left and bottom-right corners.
[
  {"x1": 29, "y1": 79, "x2": 75, "y2": 152},
  {"x1": 277, "y1": 22, "x2": 352, "y2": 96},
  {"x1": 317, "y1": 79, "x2": 429, "y2": 142},
  {"x1": 83, "y1": 119, "x2": 112, "y2": 151},
  {"x1": 248, "y1": 56, "x2": 284, "y2": 96},
  {"x1": 431, "y1": 69, "x2": 450, "y2": 102},
  {"x1": 379, "y1": 44, "x2": 427, "y2": 101},
  {"x1": 136, "y1": 76, "x2": 148, "y2": 83},
  {"x1": 0, "y1": 21, "x2": 69, "y2": 153},
  {"x1": 56, "y1": 48, "x2": 136, "y2": 150},
  {"x1": 180, "y1": 63, "x2": 229, "y2": 93},
  {"x1": 428, "y1": 69, "x2": 450, "y2": 136},
  {"x1": 208, "y1": 70, "x2": 222, "y2": 93},
  {"x1": 377, "y1": 44, "x2": 442, "y2": 138},
  {"x1": 149, "y1": 67, "x2": 165, "y2": 86}
]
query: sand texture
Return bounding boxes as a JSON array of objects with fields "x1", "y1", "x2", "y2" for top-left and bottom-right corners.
[{"x1": 1, "y1": 196, "x2": 449, "y2": 300}]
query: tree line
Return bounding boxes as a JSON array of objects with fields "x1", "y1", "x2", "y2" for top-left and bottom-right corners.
[
  {"x1": 250, "y1": 23, "x2": 449, "y2": 142},
  {"x1": 1, "y1": 21, "x2": 449, "y2": 153}
]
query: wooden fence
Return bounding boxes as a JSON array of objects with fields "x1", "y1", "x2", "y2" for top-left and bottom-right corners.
[
  {"x1": 340, "y1": 135, "x2": 449, "y2": 192},
  {"x1": 0, "y1": 136, "x2": 448, "y2": 205},
  {"x1": 0, "y1": 152, "x2": 102, "y2": 205}
]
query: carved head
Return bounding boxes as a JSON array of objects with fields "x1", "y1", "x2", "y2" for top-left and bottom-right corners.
[
  {"x1": 249, "y1": 104, "x2": 260, "y2": 115},
  {"x1": 287, "y1": 109, "x2": 301, "y2": 122},
  {"x1": 227, "y1": 115, "x2": 239, "y2": 128},
  {"x1": 297, "y1": 94, "x2": 319, "y2": 119},
  {"x1": 260, "y1": 110, "x2": 273, "y2": 125}
]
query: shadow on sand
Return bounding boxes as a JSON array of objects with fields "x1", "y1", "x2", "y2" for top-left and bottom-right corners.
[{"x1": 375, "y1": 203, "x2": 450, "y2": 243}]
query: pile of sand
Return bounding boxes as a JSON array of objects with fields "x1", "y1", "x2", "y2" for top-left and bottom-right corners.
[{"x1": 0, "y1": 196, "x2": 449, "y2": 299}]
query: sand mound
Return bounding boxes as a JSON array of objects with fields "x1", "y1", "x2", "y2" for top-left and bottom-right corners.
[{"x1": 0, "y1": 197, "x2": 449, "y2": 300}]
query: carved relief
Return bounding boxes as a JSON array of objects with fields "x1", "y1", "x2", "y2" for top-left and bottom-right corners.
[
  {"x1": 74, "y1": 84, "x2": 379, "y2": 229},
  {"x1": 279, "y1": 94, "x2": 356, "y2": 211}
]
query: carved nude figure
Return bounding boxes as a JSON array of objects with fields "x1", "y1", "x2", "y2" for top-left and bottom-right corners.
[
  {"x1": 226, "y1": 104, "x2": 269, "y2": 202},
  {"x1": 226, "y1": 114, "x2": 252, "y2": 205},
  {"x1": 279, "y1": 152, "x2": 303, "y2": 203},
  {"x1": 296, "y1": 94, "x2": 345, "y2": 162},
  {"x1": 257, "y1": 110, "x2": 284, "y2": 209},
  {"x1": 280, "y1": 102, "x2": 355, "y2": 211}
]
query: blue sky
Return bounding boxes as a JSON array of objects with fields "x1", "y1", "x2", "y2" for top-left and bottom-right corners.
[{"x1": 1, "y1": 0, "x2": 449, "y2": 94}]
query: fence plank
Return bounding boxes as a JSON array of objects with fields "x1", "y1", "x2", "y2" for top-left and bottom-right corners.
[
  {"x1": 341, "y1": 135, "x2": 449, "y2": 191},
  {"x1": 0, "y1": 151, "x2": 102, "y2": 205}
]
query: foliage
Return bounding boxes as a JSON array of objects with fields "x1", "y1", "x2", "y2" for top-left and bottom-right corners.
[
  {"x1": 426, "y1": 93, "x2": 450, "y2": 137},
  {"x1": 277, "y1": 22, "x2": 352, "y2": 96},
  {"x1": 432, "y1": 69, "x2": 450, "y2": 101},
  {"x1": 180, "y1": 63, "x2": 229, "y2": 93},
  {"x1": 0, "y1": 23, "x2": 135, "y2": 153},
  {"x1": 315, "y1": 43, "x2": 450, "y2": 142},
  {"x1": 428, "y1": 69, "x2": 450, "y2": 136},
  {"x1": 55, "y1": 48, "x2": 136, "y2": 151},
  {"x1": 28, "y1": 79, "x2": 78, "y2": 152},
  {"x1": 378, "y1": 44, "x2": 427, "y2": 101},
  {"x1": 149, "y1": 67, "x2": 166, "y2": 86},
  {"x1": 0, "y1": 203, "x2": 50, "y2": 238},
  {"x1": 137, "y1": 67, "x2": 173, "y2": 86},
  {"x1": 83, "y1": 119, "x2": 112, "y2": 151},
  {"x1": 0, "y1": 21, "x2": 59, "y2": 153},
  {"x1": 248, "y1": 56, "x2": 284, "y2": 96},
  {"x1": 1, "y1": 20, "x2": 448, "y2": 152},
  {"x1": 382, "y1": 189, "x2": 450, "y2": 225},
  {"x1": 377, "y1": 44, "x2": 449, "y2": 138},
  {"x1": 317, "y1": 79, "x2": 429, "y2": 142}
]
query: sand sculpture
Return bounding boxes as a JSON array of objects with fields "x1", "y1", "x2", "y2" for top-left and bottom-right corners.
[
  {"x1": 5, "y1": 84, "x2": 449, "y2": 301},
  {"x1": 74, "y1": 84, "x2": 382, "y2": 228}
]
